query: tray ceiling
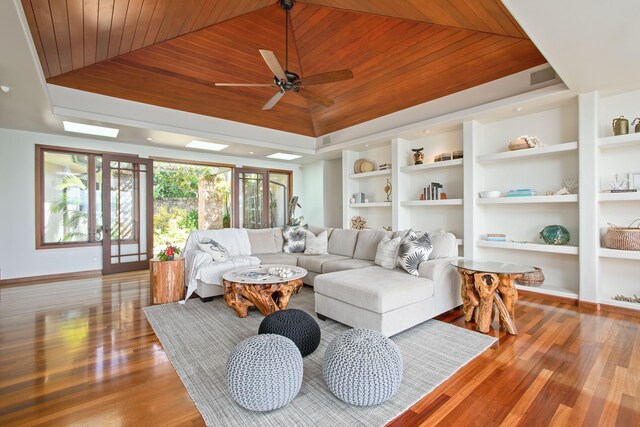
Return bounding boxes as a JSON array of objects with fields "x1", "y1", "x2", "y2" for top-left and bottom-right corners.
[{"x1": 21, "y1": 0, "x2": 546, "y2": 137}]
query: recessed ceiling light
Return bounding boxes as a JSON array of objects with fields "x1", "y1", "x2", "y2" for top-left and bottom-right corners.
[
  {"x1": 0, "y1": 85, "x2": 11, "y2": 94},
  {"x1": 513, "y1": 107, "x2": 522, "y2": 112},
  {"x1": 63, "y1": 121, "x2": 119, "y2": 138},
  {"x1": 267, "y1": 153, "x2": 302, "y2": 160},
  {"x1": 365, "y1": 144, "x2": 369, "y2": 147},
  {"x1": 186, "y1": 140, "x2": 228, "y2": 151},
  {"x1": 423, "y1": 130, "x2": 431, "y2": 134},
  {"x1": 146, "y1": 137, "x2": 153, "y2": 141},
  {"x1": 249, "y1": 151, "x2": 254, "y2": 154}
]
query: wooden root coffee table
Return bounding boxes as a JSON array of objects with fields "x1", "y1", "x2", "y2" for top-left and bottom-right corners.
[
  {"x1": 222, "y1": 265, "x2": 307, "y2": 318},
  {"x1": 451, "y1": 260, "x2": 535, "y2": 335}
]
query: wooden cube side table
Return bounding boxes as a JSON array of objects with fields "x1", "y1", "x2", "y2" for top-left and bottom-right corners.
[{"x1": 149, "y1": 257, "x2": 185, "y2": 304}]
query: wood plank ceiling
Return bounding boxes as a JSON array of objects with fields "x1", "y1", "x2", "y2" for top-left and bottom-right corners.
[{"x1": 21, "y1": 0, "x2": 547, "y2": 137}]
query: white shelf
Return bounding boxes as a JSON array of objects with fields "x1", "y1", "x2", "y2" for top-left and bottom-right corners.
[
  {"x1": 476, "y1": 141, "x2": 578, "y2": 163},
  {"x1": 599, "y1": 248, "x2": 640, "y2": 260},
  {"x1": 401, "y1": 199, "x2": 463, "y2": 206},
  {"x1": 476, "y1": 240, "x2": 579, "y2": 255},
  {"x1": 400, "y1": 158, "x2": 463, "y2": 173},
  {"x1": 598, "y1": 133, "x2": 640, "y2": 149},
  {"x1": 515, "y1": 284, "x2": 579, "y2": 300},
  {"x1": 477, "y1": 195, "x2": 578, "y2": 204},
  {"x1": 349, "y1": 169, "x2": 391, "y2": 179},
  {"x1": 349, "y1": 202, "x2": 392, "y2": 208},
  {"x1": 598, "y1": 192, "x2": 640, "y2": 202}
]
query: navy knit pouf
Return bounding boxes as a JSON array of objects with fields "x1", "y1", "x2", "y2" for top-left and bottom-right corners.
[
  {"x1": 259, "y1": 309, "x2": 321, "y2": 357},
  {"x1": 323, "y1": 328, "x2": 403, "y2": 406}
]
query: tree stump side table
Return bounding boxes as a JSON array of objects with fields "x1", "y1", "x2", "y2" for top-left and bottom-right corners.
[
  {"x1": 149, "y1": 257, "x2": 185, "y2": 304},
  {"x1": 450, "y1": 260, "x2": 535, "y2": 335}
]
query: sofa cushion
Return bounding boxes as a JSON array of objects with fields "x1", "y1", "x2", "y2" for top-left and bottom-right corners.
[
  {"x1": 397, "y1": 231, "x2": 433, "y2": 276},
  {"x1": 247, "y1": 228, "x2": 278, "y2": 254},
  {"x1": 429, "y1": 231, "x2": 458, "y2": 259},
  {"x1": 283, "y1": 225, "x2": 307, "y2": 253},
  {"x1": 327, "y1": 229, "x2": 360, "y2": 257},
  {"x1": 322, "y1": 258, "x2": 376, "y2": 274},
  {"x1": 353, "y1": 229, "x2": 389, "y2": 260},
  {"x1": 304, "y1": 230, "x2": 328, "y2": 255},
  {"x1": 253, "y1": 253, "x2": 300, "y2": 266},
  {"x1": 314, "y1": 266, "x2": 434, "y2": 313},
  {"x1": 297, "y1": 254, "x2": 350, "y2": 273},
  {"x1": 374, "y1": 235, "x2": 401, "y2": 269}
]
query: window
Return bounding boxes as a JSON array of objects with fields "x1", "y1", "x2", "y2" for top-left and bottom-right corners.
[
  {"x1": 36, "y1": 146, "x2": 103, "y2": 248},
  {"x1": 234, "y1": 168, "x2": 292, "y2": 228}
]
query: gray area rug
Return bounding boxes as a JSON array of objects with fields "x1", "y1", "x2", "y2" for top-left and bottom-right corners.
[{"x1": 143, "y1": 288, "x2": 496, "y2": 427}]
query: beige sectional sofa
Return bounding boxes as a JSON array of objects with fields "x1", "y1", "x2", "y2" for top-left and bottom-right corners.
[{"x1": 184, "y1": 225, "x2": 462, "y2": 336}]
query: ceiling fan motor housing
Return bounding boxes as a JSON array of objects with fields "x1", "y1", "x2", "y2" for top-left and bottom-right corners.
[{"x1": 278, "y1": 0, "x2": 295, "y2": 11}]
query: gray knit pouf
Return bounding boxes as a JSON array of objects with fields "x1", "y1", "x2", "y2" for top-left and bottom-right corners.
[
  {"x1": 323, "y1": 328, "x2": 403, "y2": 406},
  {"x1": 227, "y1": 334, "x2": 303, "y2": 412}
]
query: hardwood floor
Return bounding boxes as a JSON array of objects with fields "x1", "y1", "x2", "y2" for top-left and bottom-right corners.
[{"x1": 1, "y1": 271, "x2": 638, "y2": 426}]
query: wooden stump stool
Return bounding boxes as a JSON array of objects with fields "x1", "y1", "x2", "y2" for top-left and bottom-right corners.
[{"x1": 149, "y1": 257, "x2": 185, "y2": 304}]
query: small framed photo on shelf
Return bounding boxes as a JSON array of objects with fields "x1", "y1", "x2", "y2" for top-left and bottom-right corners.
[{"x1": 630, "y1": 172, "x2": 640, "y2": 191}]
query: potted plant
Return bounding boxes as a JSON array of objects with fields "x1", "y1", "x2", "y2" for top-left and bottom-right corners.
[{"x1": 158, "y1": 242, "x2": 181, "y2": 261}]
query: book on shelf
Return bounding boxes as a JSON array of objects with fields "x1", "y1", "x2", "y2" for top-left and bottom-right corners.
[
  {"x1": 609, "y1": 189, "x2": 638, "y2": 193},
  {"x1": 506, "y1": 188, "x2": 536, "y2": 197},
  {"x1": 378, "y1": 163, "x2": 392, "y2": 170}
]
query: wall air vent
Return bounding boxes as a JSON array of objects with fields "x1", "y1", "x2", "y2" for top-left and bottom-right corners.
[
  {"x1": 530, "y1": 67, "x2": 557, "y2": 86},
  {"x1": 322, "y1": 135, "x2": 331, "y2": 145}
]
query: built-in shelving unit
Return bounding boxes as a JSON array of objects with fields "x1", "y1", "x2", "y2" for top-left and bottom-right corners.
[
  {"x1": 477, "y1": 195, "x2": 578, "y2": 204},
  {"x1": 476, "y1": 240, "x2": 579, "y2": 255},
  {"x1": 338, "y1": 86, "x2": 639, "y2": 311}
]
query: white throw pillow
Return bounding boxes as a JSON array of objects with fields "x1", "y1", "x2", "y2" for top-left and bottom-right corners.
[
  {"x1": 304, "y1": 230, "x2": 328, "y2": 255},
  {"x1": 397, "y1": 231, "x2": 433, "y2": 276},
  {"x1": 283, "y1": 224, "x2": 307, "y2": 253},
  {"x1": 374, "y1": 235, "x2": 401, "y2": 269},
  {"x1": 198, "y1": 239, "x2": 230, "y2": 262}
]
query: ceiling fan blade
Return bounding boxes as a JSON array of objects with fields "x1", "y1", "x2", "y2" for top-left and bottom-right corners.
[
  {"x1": 295, "y1": 88, "x2": 334, "y2": 107},
  {"x1": 262, "y1": 91, "x2": 285, "y2": 110},
  {"x1": 215, "y1": 83, "x2": 275, "y2": 87},
  {"x1": 301, "y1": 69, "x2": 354, "y2": 85},
  {"x1": 259, "y1": 49, "x2": 287, "y2": 81}
]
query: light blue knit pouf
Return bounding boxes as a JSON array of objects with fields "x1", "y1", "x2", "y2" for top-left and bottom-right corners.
[
  {"x1": 227, "y1": 334, "x2": 303, "y2": 412},
  {"x1": 323, "y1": 328, "x2": 403, "y2": 406}
]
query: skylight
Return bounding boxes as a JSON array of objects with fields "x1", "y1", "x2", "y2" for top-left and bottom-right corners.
[
  {"x1": 63, "y1": 121, "x2": 120, "y2": 138},
  {"x1": 267, "y1": 153, "x2": 302, "y2": 160},
  {"x1": 186, "y1": 140, "x2": 228, "y2": 151}
]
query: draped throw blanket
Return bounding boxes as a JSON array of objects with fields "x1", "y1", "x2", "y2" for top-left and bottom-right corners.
[{"x1": 182, "y1": 229, "x2": 260, "y2": 303}]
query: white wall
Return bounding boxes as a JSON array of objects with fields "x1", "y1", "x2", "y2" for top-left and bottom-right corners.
[
  {"x1": 300, "y1": 158, "x2": 343, "y2": 228},
  {"x1": 323, "y1": 158, "x2": 343, "y2": 228},
  {"x1": 0, "y1": 128, "x2": 302, "y2": 280}
]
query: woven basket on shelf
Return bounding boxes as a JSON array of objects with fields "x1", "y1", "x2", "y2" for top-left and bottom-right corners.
[
  {"x1": 603, "y1": 219, "x2": 640, "y2": 251},
  {"x1": 516, "y1": 267, "x2": 545, "y2": 287}
]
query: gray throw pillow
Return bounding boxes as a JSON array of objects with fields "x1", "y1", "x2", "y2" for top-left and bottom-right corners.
[
  {"x1": 397, "y1": 231, "x2": 433, "y2": 276},
  {"x1": 283, "y1": 224, "x2": 307, "y2": 253},
  {"x1": 304, "y1": 230, "x2": 328, "y2": 255},
  {"x1": 374, "y1": 235, "x2": 402, "y2": 269},
  {"x1": 198, "y1": 239, "x2": 230, "y2": 262}
]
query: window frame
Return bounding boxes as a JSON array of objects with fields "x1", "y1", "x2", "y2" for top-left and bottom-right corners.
[{"x1": 232, "y1": 167, "x2": 293, "y2": 228}]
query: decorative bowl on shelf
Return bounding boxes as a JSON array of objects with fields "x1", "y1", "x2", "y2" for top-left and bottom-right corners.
[
  {"x1": 479, "y1": 190, "x2": 501, "y2": 198},
  {"x1": 539, "y1": 225, "x2": 570, "y2": 245}
]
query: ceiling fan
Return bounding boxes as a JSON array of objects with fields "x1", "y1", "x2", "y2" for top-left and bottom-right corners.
[{"x1": 214, "y1": 0, "x2": 354, "y2": 111}]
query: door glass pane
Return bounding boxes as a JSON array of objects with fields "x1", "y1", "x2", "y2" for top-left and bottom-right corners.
[
  {"x1": 269, "y1": 172, "x2": 290, "y2": 227},
  {"x1": 110, "y1": 161, "x2": 136, "y2": 241},
  {"x1": 239, "y1": 172, "x2": 264, "y2": 229},
  {"x1": 42, "y1": 152, "x2": 90, "y2": 243},
  {"x1": 94, "y1": 156, "x2": 103, "y2": 241}
]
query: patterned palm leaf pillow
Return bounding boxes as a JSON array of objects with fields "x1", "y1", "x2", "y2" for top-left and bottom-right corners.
[
  {"x1": 397, "y1": 230, "x2": 433, "y2": 275},
  {"x1": 283, "y1": 224, "x2": 308, "y2": 253},
  {"x1": 198, "y1": 239, "x2": 230, "y2": 262}
]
